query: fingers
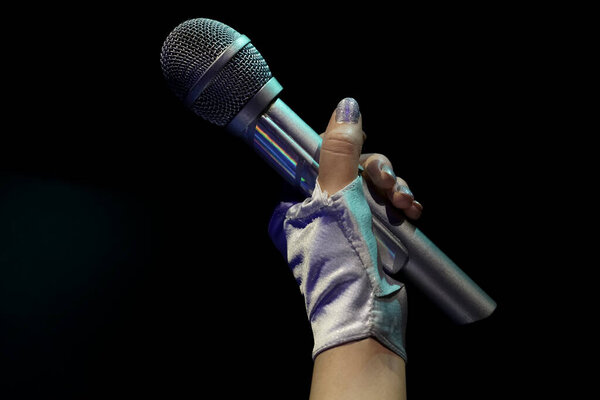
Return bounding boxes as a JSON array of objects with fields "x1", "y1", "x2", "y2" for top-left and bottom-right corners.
[
  {"x1": 317, "y1": 98, "x2": 365, "y2": 195},
  {"x1": 359, "y1": 153, "x2": 396, "y2": 190},
  {"x1": 360, "y1": 153, "x2": 423, "y2": 220},
  {"x1": 317, "y1": 98, "x2": 423, "y2": 220}
]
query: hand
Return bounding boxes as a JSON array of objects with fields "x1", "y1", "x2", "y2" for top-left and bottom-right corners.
[
  {"x1": 269, "y1": 97, "x2": 410, "y2": 358},
  {"x1": 318, "y1": 98, "x2": 422, "y2": 219},
  {"x1": 272, "y1": 98, "x2": 410, "y2": 399}
]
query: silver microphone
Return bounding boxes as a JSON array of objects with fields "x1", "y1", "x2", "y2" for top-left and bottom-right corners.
[{"x1": 160, "y1": 18, "x2": 496, "y2": 324}]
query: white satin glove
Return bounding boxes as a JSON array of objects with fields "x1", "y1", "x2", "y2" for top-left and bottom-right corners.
[
  {"x1": 279, "y1": 176, "x2": 407, "y2": 360},
  {"x1": 269, "y1": 98, "x2": 421, "y2": 361}
]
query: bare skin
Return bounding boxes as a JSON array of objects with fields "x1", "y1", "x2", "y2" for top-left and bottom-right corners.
[{"x1": 310, "y1": 338, "x2": 407, "y2": 400}]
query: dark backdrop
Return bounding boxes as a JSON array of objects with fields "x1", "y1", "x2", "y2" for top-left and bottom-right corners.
[{"x1": 1, "y1": 3, "x2": 569, "y2": 399}]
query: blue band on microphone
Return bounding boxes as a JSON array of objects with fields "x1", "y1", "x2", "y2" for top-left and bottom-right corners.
[{"x1": 184, "y1": 34, "x2": 251, "y2": 108}]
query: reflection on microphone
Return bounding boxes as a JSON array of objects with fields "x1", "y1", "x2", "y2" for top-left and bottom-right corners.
[{"x1": 254, "y1": 113, "x2": 319, "y2": 195}]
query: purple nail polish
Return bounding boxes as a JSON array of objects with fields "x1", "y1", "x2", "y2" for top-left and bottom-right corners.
[{"x1": 335, "y1": 97, "x2": 360, "y2": 124}]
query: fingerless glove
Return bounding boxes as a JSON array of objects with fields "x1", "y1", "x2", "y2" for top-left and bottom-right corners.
[{"x1": 269, "y1": 176, "x2": 407, "y2": 360}]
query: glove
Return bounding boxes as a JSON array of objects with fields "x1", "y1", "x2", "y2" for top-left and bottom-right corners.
[
  {"x1": 268, "y1": 98, "x2": 408, "y2": 361},
  {"x1": 269, "y1": 177, "x2": 408, "y2": 360}
]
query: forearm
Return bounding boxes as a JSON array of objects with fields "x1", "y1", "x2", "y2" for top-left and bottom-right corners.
[{"x1": 309, "y1": 338, "x2": 406, "y2": 400}]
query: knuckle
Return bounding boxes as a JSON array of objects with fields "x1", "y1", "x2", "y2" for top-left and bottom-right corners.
[
  {"x1": 322, "y1": 127, "x2": 363, "y2": 156},
  {"x1": 321, "y1": 136, "x2": 359, "y2": 156}
]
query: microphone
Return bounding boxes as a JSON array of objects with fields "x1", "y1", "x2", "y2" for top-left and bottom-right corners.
[{"x1": 160, "y1": 18, "x2": 496, "y2": 324}]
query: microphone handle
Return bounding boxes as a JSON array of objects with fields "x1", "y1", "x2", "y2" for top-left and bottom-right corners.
[{"x1": 233, "y1": 96, "x2": 496, "y2": 324}]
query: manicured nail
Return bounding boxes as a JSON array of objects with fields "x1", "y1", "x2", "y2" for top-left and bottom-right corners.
[
  {"x1": 381, "y1": 164, "x2": 396, "y2": 181},
  {"x1": 335, "y1": 97, "x2": 360, "y2": 124},
  {"x1": 412, "y1": 200, "x2": 423, "y2": 212},
  {"x1": 395, "y1": 183, "x2": 413, "y2": 197}
]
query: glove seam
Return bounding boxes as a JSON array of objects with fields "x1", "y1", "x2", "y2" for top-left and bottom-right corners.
[{"x1": 331, "y1": 202, "x2": 378, "y2": 346}]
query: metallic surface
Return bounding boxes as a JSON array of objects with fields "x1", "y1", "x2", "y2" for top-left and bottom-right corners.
[{"x1": 161, "y1": 18, "x2": 497, "y2": 324}]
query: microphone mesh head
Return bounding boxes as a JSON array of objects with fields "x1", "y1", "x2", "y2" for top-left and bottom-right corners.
[{"x1": 160, "y1": 18, "x2": 272, "y2": 126}]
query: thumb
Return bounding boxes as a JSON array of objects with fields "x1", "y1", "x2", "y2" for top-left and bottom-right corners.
[{"x1": 317, "y1": 98, "x2": 365, "y2": 195}]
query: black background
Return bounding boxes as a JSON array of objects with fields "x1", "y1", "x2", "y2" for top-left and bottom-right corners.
[{"x1": 0, "y1": 3, "x2": 582, "y2": 399}]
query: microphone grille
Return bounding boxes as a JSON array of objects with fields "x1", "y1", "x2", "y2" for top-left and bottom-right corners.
[{"x1": 160, "y1": 18, "x2": 272, "y2": 126}]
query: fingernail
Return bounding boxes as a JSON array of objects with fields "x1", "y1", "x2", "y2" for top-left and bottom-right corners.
[
  {"x1": 381, "y1": 164, "x2": 396, "y2": 181},
  {"x1": 412, "y1": 200, "x2": 423, "y2": 212},
  {"x1": 335, "y1": 97, "x2": 360, "y2": 124},
  {"x1": 395, "y1": 183, "x2": 413, "y2": 197}
]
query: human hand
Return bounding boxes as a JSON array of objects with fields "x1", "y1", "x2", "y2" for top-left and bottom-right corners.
[
  {"x1": 268, "y1": 97, "x2": 413, "y2": 361},
  {"x1": 318, "y1": 98, "x2": 423, "y2": 219}
]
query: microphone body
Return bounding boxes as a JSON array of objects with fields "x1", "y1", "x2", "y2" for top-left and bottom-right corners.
[
  {"x1": 161, "y1": 18, "x2": 496, "y2": 324},
  {"x1": 238, "y1": 91, "x2": 495, "y2": 324}
]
